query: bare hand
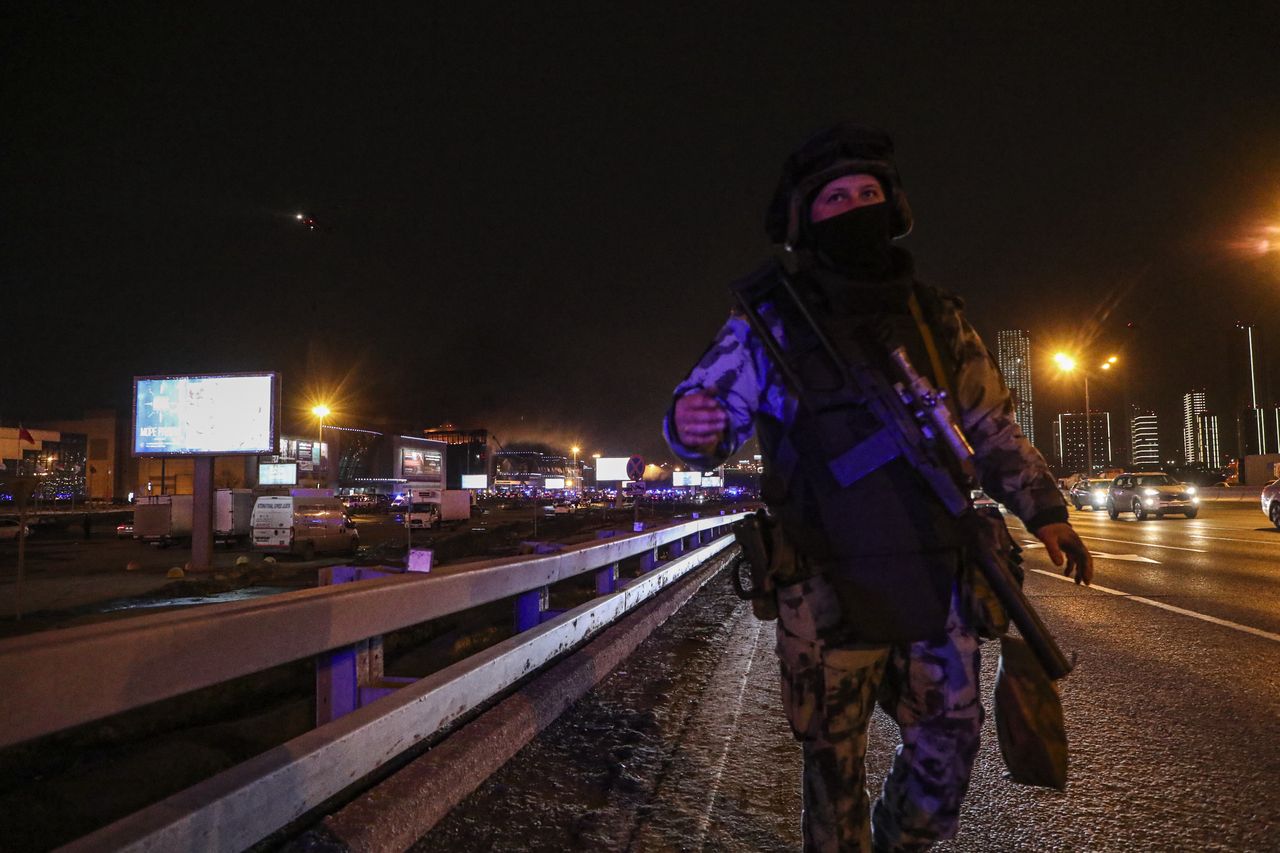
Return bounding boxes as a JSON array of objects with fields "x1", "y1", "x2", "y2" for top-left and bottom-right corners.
[
  {"x1": 674, "y1": 390, "x2": 727, "y2": 456},
  {"x1": 1035, "y1": 522, "x2": 1093, "y2": 585}
]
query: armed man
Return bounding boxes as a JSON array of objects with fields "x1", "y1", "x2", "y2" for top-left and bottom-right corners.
[{"x1": 663, "y1": 123, "x2": 1092, "y2": 852}]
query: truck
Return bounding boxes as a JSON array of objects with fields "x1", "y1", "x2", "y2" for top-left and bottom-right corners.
[
  {"x1": 134, "y1": 489, "x2": 255, "y2": 547},
  {"x1": 215, "y1": 489, "x2": 255, "y2": 544},
  {"x1": 134, "y1": 494, "x2": 193, "y2": 546},
  {"x1": 439, "y1": 489, "x2": 473, "y2": 522}
]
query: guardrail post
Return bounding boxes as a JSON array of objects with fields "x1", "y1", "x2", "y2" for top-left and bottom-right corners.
[
  {"x1": 316, "y1": 567, "x2": 416, "y2": 725},
  {"x1": 515, "y1": 586, "x2": 549, "y2": 632},
  {"x1": 639, "y1": 547, "x2": 658, "y2": 572},
  {"x1": 668, "y1": 537, "x2": 685, "y2": 558},
  {"x1": 596, "y1": 562, "x2": 619, "y2": 595}
]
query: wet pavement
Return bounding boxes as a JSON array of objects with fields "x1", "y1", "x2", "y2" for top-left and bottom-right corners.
[{"x1": 415, "y1": 504, "x2": 1280, "y2": 851}]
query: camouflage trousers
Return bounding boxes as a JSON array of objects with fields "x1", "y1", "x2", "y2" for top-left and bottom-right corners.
[{"x1": 776, "y1": 576, "x2": 983, "y2": 853}]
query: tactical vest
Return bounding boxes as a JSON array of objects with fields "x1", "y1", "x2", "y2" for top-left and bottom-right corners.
[{"x1": 742, "y1": 263, "x2": 964, "y2": 643}]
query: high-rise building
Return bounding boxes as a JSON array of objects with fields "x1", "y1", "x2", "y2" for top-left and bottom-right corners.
[
  {"x1": 1241, "y1": 406, "x2": 1280, "y2": 456},
  {"x1": 1182, "y1": 390, "x2": 1207, "y2": 464},
  {"x1": 1053, "y1": 411, "x2": 1113, "y2": 473},
  {"x1": 996, "y1": 330, "x2": 1035, "y2": 448},
  {"x1": 1130, "y1": 412, "x2": 1160, "y2": 467},
  {"x1": 1195, "y1": 412, "x2": 1221, "y2": 466}
]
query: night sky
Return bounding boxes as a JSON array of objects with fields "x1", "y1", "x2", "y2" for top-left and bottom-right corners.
[{"x1": 5, "y1": 3, "x2": 1279, "y2": 465}]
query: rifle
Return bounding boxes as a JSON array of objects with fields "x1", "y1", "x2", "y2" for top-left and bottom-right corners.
[{"x1": 731, "y1": 265, "x2": 1073, "y2": 680}]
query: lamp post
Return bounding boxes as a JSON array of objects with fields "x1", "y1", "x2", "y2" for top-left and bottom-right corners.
[
  {"x1": 1054, "y1": 353, "x2": 1118, "y2": 475},
  {"x1": 311, "y1": 404, "x2": 331, "y2": 489},
  {"x1": 1236, "y1": 322, "x2": 1265, "y2": 453},
  {"x1": 571, "y1": 445, "x2": 580, "y2": 491}
]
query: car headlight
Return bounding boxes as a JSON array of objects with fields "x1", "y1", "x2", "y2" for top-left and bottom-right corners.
[
  {"x1": 1186, "y1": 486, "x2": 1196, "y2": 495},
  {"x1": 1144, "y1": 498, "x2": 1156, "y2": 506},
  {"x1": 1093, "y1": 491, "x2": 1107, "y2": 501},
  {"x1": 1143, "y1": 488, "x2": 1159, "y2": 496}
]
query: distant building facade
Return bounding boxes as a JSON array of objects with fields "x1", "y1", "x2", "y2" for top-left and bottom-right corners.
[
  {"x1": 996, "y1": 330, "x2": 1036, "y2": 448},
  {"x1": 422, "y1": 425, "x2": 494, "y2": 489},
  {"x1": 1241, "y1": 406, "x2": 1280, "y2": 457},
  {"x1": 1053, "y1": 411, "x2": 1113, "y2": 474},
  {"x1": 1195, "y1": 412, "x2": 1221, "y2": 466},
  {"x1": 1130, "y1": 412, "x2": 1160, "y2": 467},
  {"x1": 1182, "y1": 390, "x2": 1207, "y2": 464}
]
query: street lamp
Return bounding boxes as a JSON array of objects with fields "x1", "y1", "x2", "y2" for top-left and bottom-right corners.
[
  {"x1": 1236, "y1": 322, "x2": 1266, "y2": 454},
  {"x1": 311, "y1": 404, "x2": 331, "y2": 488},
  {"x1": 1054, "y1": 353, "x2": 1119, "y2": 475},
  {"x1": 570, "y1": 446, "x2": 580, "y2": 491}
]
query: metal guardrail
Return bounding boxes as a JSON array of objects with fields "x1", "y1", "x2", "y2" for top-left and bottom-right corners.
[{"x1": 0, "y1": 511, "x2": 747, "y2": 851}]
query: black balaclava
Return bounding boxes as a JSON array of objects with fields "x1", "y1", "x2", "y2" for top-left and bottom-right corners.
[{"x1": 807, "y1": 198, "x2": 895, "y2": 280}]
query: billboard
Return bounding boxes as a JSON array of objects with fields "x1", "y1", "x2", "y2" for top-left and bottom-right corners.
[
  {"x1": 544, "y1": 477, "x2": 566, "y2": 490},
  {"x1": 701, "y1": 475, "x2": 723, "y2": 487},
  {"x1": 595, "y1": 456, "x2": 630, "y2": 481},
  {"x1": 460, "y1": 474, "x2": 488, "y2": 489},
  {"x1": 133, "y1": 373, "x2": 279, "y2": 456},
  {"x1": 672, "y1": 471, "x2": 701, "y2": 487},
  {"x1": 259, "y1": 462, "x2": 298, "y2": 485},
  {"x1": 401, "y1": 447, "x2": 443, "y2": 484}
]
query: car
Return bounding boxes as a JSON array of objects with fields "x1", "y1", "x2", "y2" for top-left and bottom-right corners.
[
  {"x1": 1262, "y1": 478, "x2": 1280, "y2": 529},
  {"x1": 1106, "y1": 472, "x2": 1200, "y2": 520},
  {"x1": 116, "y1": 521, "x2": 135, "y2": 539},
  {"x1": 1067, "y1": 478, "x2": 1113, "y2": 511},
  {"x1": 0, "y1": 519, "x2": 31, "y2": 541}
]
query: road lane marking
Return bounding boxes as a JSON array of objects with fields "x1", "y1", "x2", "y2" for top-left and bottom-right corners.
[
  {"x1": 1021, "y1": 541, "x2": 1159, "y2": 563},
  {"x1": 1075, "y1": 534, "x2": 1206, "y2": 553},
  {"x1": 1186, "y1": 533, "x2": 1280, "y2": 545},
  {"x1": 1030, "y1": 569, "x2": 1280, "y2": 643},
  {"x1": 692, "y1": 612, "x2": 765, "y2": 850}
]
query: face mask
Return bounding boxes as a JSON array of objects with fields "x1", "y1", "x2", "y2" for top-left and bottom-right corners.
[{"x1": 807, "y1": 201, "x2": 894, "y2": 278}]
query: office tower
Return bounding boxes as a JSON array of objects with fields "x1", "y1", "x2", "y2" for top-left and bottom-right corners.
[
  {"x1": 996, "y1": 330, "x2": 1035, "y2": 448},
  {"x1": 1053, "y1": 411, "x2": 1113, "y2": 473},
  {"x1": 1130, "y1": 412, "x2": 1160, "y2": 467},
  {"x1": 1195, "y1": 412, "x2": 1221, "y2": 466},
  {"x1": 1182, "y1": 390, "x2": 1207, "y2": 464}
]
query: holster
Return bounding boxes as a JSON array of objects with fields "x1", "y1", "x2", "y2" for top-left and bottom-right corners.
[{"x1": 731, "y1": 508, "x2": 805, "y2": 621}]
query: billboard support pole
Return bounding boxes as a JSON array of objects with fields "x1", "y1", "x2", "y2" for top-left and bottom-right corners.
[{"x1": 191, "y1": 457, "x2": 214, "y2": 572}]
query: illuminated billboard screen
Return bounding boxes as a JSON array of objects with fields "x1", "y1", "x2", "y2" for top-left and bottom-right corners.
[
  {"x1": 401, "y1": 447, "x2": 443, "y2": 484},
  {"x1": 132, "y1": 373, "x2": 278, "y2": 456},
  {"x1": 701, "y1": 475, "x2": 723, "y2": 487},
  {"x1": 544, "y1": 477, "x2": 565, "y2": 489},
  {"x1": 595, "y1": 457, "x2": 630, "y2": 482},
  {"x1": 259, "y1": 462, "x2": 298, "y2": 485},
  {"x1": 460, "y1": 474, "x2": 488, "y2": 489},
  {"x1": 672, "y1": 471, "x2": 701, "y2": 487}
]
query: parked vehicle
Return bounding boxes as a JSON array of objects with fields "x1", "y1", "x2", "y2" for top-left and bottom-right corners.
[
  {"x1": 250, "y1": 495, "x2": 359, "y2": 558},
  {"x1": 0, "y1": 519, "x2": 31, "y2": 541},
  {"x1": 1068, "y1": 478, "x2": 1113, "y2": 511},
  {"x1": 215, "y1": 489, "x2": 255, "y2": 544},
  {"x1": 134, "y1": 489, "x2": 255, "y2": 546},
  {"x1": 439, "y1": 489, "x2": 473, "y2": 522},
  {"x1": 115, "y1": 522, "x2": 135, "y2": 539},
  {"x1": 1262, "y1": 479, "x2": 1280, "y2": 529},
  {"x1": 134, "y1": 494, "x2": 193, "y2": 546},
  {"x1": 1107, "y1": 473, "x2": 1199, "y2": 520}
]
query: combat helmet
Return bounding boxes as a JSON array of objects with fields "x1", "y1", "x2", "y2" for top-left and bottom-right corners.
[{"x1": 765, "y1": 123, "x2": 913, "y2": 249}]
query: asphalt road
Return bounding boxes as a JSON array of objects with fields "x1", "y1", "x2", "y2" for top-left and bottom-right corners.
[{"x1": 419, "y1": 502, "x2": 1280, "y2": 851}]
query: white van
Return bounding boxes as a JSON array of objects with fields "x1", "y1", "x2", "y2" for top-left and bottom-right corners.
[{"x1": 250, "y1": 496, "x2": 359, "y2": 558}]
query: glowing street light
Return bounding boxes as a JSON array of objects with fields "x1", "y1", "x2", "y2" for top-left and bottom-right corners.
[
  {"x1": 311, "y1": 404, "x2": 331, "y2": 487},
  {"x1": 1054, "y1": 353, "x2": 1119, "y2": 474}
]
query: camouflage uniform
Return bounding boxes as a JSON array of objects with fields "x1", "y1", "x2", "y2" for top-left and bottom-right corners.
[{"x1": 663, "y1": 273, "x2": 1065, "y2": 851}]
